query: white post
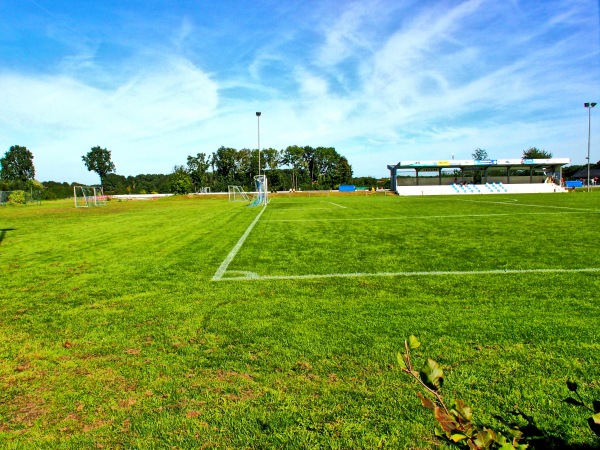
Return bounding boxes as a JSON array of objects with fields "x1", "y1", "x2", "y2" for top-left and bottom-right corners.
[
  {"x1": 585, "y1": 102, "x2": 596, "y2": 192},
  {"x1": 256, "y1": 112, "x2": 261, "y2": 176}
]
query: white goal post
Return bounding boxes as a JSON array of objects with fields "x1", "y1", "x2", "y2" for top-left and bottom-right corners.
[
  {"x1": 228, "y1": 185, "x2": 250, "y2": 202},
  {"x1": 74, "y1": 186, "x2": 107, "y2": 208},
  {"x1": 249, "y1": 175, "x2": 268, "y2": 207}
]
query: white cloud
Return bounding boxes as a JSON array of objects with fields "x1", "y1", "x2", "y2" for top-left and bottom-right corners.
[
  {"x1": 0, "y1": 57, "x2": 219, "y2": 182},
  {"x1": 316, "y1": 1, "x2": 377, "y2": 66},
  {"x1": 295, "y1": 68, "x2": 329, "y2": 98}
]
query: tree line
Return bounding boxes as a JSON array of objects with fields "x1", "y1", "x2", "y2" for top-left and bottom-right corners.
[
  {"x1": 83, "y1": 144, "x2": 354, "y2": 194},
  {"x1": 174, "y1": 145, "x2": 353, "y2": 194},
  {"x1": 0, "y1": 144, "x2": 355, "y2": 198}
]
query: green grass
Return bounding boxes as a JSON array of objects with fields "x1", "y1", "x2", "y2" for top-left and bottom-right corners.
[{"x1": 1, "y1": 192, "x2": 599, "y2": 448}]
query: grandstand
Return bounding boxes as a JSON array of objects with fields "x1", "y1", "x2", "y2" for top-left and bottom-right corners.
[{"x1": 388, "y1": 158, "x2": 570, "y2": 196}]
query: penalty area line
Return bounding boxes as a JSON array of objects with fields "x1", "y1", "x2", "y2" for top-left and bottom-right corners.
[
  {"x1": 460, "y1": 199, "x2": 598, "y2": 212},
  {"x1": 211, "y1": 205, "x2": 267, "y2": 281},
  {"x1": 213, "y1": 267, "x2": 600, "y2": 281},
  {"x1": 263, "y1": 211, "x2": 585, "y2": 223}
]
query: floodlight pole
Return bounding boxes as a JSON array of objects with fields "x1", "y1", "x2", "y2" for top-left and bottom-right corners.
[
  {"x1": 256, "y1": 112, "x2": 261, "y2": 176},
  {"x1": 584, "y1": 103, "x2": 596, "y2": 192}
]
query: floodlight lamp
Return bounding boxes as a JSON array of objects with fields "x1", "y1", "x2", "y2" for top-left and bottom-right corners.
[
  {"x1": 584, "y1": 102, "x2": 597, "y2": 108},
  {"x1": 256, "y1": 112, "x2": 261, "y2": 116}
]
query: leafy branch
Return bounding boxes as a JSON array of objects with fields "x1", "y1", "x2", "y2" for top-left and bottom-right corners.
[{"x1": 398, "y1": 336, "x2": 528, "y2": 449}]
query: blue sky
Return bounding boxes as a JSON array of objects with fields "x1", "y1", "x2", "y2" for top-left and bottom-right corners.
[{"x1": 0, "y1": 0, "x2": 598, "y2": 183}]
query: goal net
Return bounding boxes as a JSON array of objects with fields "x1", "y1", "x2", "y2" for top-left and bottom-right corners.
[
  {"x1": 74, "y1": 186, "x2": 107, "y2": 208},
  {"x1": 248, "y1": 175, "x2": 268, "y2": 207},
  {"x1": 228, "y1": 185, "x2": 250, "y2": 202}
]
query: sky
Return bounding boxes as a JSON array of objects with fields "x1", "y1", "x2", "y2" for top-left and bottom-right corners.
[{"x1": 0, "y1": 0, "x2": 599, "y2": 184}]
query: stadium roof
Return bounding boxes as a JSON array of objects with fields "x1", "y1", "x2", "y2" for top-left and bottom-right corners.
[{"x1": 387, "y1": 158, "x2": 570, "y2": 171}]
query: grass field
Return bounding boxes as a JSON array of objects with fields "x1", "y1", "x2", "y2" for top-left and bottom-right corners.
[{"x1": 1, "y1": 192, "x2": 599, "y2": 449}]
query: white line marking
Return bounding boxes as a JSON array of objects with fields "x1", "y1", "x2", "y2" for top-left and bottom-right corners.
[
  {"x1": 263, "y1": 211, "x2": 592, "y2": 222},
  {"x1": 211, "y1": 206, "x2": 266, "y2": 281},
  {"x1": 272, "y1": 207, "x2": 337, "y2": 211},
  {"x1": 268, "y1": 201, "x2": 347, "y2": 211},
  {"x1": 213, "y1": 267, "x2": 600, "y2": 281},
  {"x1": 269, "y1": 202, "x2": 311, "y2": 205},
  {"x1": 461, "y1": 199, "x2": 597, "y2": 211}
]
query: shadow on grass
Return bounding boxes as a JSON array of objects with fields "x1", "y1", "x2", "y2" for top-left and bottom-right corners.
[
  {"x1": 492, "y1": 411, "x2": 600, "y2": 449},
  {"x1": 0, "y1": 228, "x2": 16, "y2": 245}
]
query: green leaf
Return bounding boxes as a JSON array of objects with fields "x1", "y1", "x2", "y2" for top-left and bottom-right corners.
[
  {"x1": 450, "y1": 432, "x2": 467, "y2": 442},
  {"x1": 408, "y1": 335, "x2": 421, "y2": 350},
  {"x1": 475, "y1": 430, "x2": 494, "y2": 447},
  {"x1": 420, "y1": 358, "x2": 444, "y2": 390},
  {"x1": 454, "y1": 399, "x2": 473, "y2": 421},
  {"x1": 506, "y1": 428, "x2": 524, "y2": 441},
  {"x1": 397, "y1": 351, "x2": 406, "y2": 369},
  {"x1": 499, "y1": 444, "x2": 517, "y2": 450},
  {"x1": 495, "y1": 432, "x2": 510, "y2": 445},
  {"x1": 566, "y1": 380, "x2": 578, "y2": 392}
]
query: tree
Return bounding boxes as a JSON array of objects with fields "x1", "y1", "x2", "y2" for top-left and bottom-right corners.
[
  {"x1": 170, "y1": 166, "x2": 192, "y2": 194},
  {"x1": 522, "y1": 147, "x2": 553, "y2": 159},
  {"x1": 0, "y1": 145, "x2": 35, "y2": 182},
  {"x1": 212, "y1": 146, "x2": 238, "y2": 182},
  {"x1": 82, "y1": 146, "x2": 116, "y2": 186},
  {"x1": 42, "y1": 181, "x2": 72, "y2": 200},
  {"x1": 332, "y1": 156, "x2": 353, "y2": 186},
  {"x1": 103, "y1": 173, "x2": 128, "y2": 195},
  {"x1": 235, "y1": 149, "x2": 253, "y2": 185},
  {"x1": 261, "y1": 148, "x2": 281, "y2": 171},
  {"x1": 186, "y1": 153, "x2": 212, "y2": 192},
  {"x1": 312, "y1": 146, "x2": 335, "y2": 187},
  {"x1": 282, "y1": 145, "x2": 308, "y2": 190},
  {"x1": 471, "y1": 148, "x2": 488, "y2": 161}
]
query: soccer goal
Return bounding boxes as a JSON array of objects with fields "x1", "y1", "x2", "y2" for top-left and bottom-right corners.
[
  {"x1": 248, "y1": 175, "x2": 268, "y2": 207},
  {"x1": 74, "y1": 186, "x2": 107, "y2": 208},
  {"x1": 228, "y1": 185, "x2": 250, "y2": 202}
]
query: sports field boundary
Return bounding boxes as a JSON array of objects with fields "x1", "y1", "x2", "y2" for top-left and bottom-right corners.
[
  {"x1": 213, "y1": 267, "x2": 600, "y2": 281},
  {"x1": 211, "y1": 205, "x2": 267, "y2": 281},
  {"x1": 211, "y1": 196, "x2": 599, "y2": 281}
]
